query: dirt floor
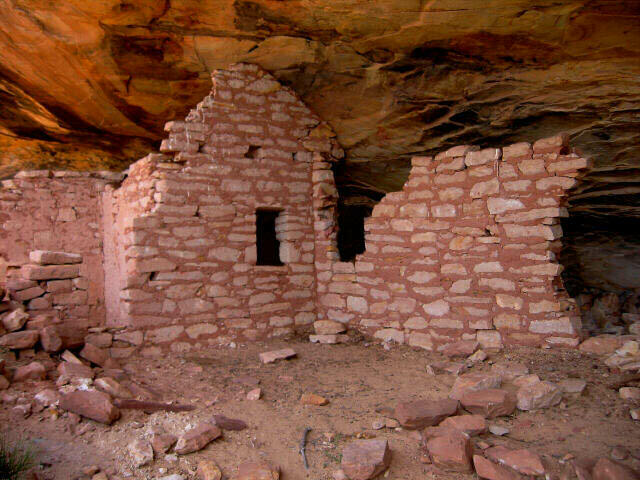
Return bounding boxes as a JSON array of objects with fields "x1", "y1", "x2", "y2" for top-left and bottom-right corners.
[{"x1": 2, "y1": 335, "x2": 640, "y2": 479}]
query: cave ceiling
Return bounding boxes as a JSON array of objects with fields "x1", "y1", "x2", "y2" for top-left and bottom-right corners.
[{"x1": 0, "y1": 0, "x2": 639, "y2": 290}]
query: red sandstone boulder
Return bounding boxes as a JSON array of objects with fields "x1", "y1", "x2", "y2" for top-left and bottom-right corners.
[
  {"x1": 0, "y1": 330, "x2": 39, "y2": 349},
  {"x1": 234, "y1": 461, "x2": 280, "y2": 480},
  {"x1": 59, "y1": 390, "x2": 120, "y2": 424},
  {"x1": 394, "y1": 398, "x2": 459, "y2": 429},
  {"x1": 341, "y1": 439, "x2": 391, "y2": 480},
  {"x1": 442, "y1": 340, "x2": 478, "y2": 358},
  {"x1": 474, "y1": 455, "x2": 523, "y2": 480},
  {"x1": 485, "y1": 446, "x2": 545, "y2": 476},
  {"x1": 460, "y1": 389, "x2": 517, "y2": 418},
  {"x1": 592, "y1": 458, "x2": 639, "y2": 480},
  {"x1": 426, "y1": 431, "x2": 473, "y2": 473},
  {"x1": 174, "y1": 423, "x2": 222, "y2": 454},
  {"x1": 449, "y1": 373, "x2": 501, "y2": 400},
  {"x1": 12, "y1": 361, "x2": 46, "y2": 382},
  {"x1": 129, "y1": 438, "x2": 153, "y2": 467}
]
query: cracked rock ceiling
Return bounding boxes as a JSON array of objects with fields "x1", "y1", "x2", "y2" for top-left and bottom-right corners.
[{"x1": 0, "y1": 0, "x2": 638, "y2": 292}]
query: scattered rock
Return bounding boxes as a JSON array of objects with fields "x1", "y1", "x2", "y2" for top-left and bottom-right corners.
[
  {"x1": 517, "y1": 381, "x2": 563, "y2": 411},
  {"x1": 34, "y1": 389, "x2": 59, "y2": 407},
  {"x1": 129, "y1": 438, "x2": 153, "y2": 467},
  {"x1": 490, "y1": 362, "x2": 529, "y2": 381},
  {"x1": 442, "y1": 340, "x2": 479, "y2": 358},
  {"x1": 212, "y1": 415, "x2": 247, "y2": 431},
  {"x1": 2, "y1": 309, "x2": 29, "y2": 332},
  {"x1": 301, "y1": 393, "x2": 329, "y2": 405},
  {"x1": 579, "y1": 335, "x2": 623, "y2": 355},
  {"x1": 467, "y1": 349, "x2": 488, "y2": 364},
  {"x1": 631, "y1": 408, "x2": 640, "y2": 420},
  {"x1": 592, "y1": 457, "x2": 638, "y2": 480},
  {"x1": 559, "y1": 379, "x2": 587, "y2": 394},
  {"x1": 39, "y1": 326, "x2": 63, "y2": 353},
  {"x1": 485, "y1": 446, "x2": 545, "y2": 476},
  {"x1": 460, "y1": 389, "x2": 517, "y2": 418},
  {"x1": 440, "y1": 414, "x2": 488, "y2": 436},
  {"x1": 247, "y1": 388, "x2": 261, "y2": 400},
  {"x1": 512, "y1": 374, "x2": 541, "y2": 389},
  {"x1": 79, "y1": 343, "x2": 110, "y2": 367},
  {"x1": 620, "y1": 387, "x2": 640, "y2": 401},
  {"x1": 426, "y1": 431, "x2": 473, "y2": 473},
  {"x1": 151, "y1": 432, "x2": 178, "y2": 455},
  {"x1": 332, "y1": 470, "x2": 348, "y2": 480},
  {"x1": 59, "y1": 390, "x2": 120, "y2": 424},
  {"x1": 198, "y1": 460, "x2": 222, "y2": 480},
  {"x1": 0, "y1": 330, "x2": 39, "y2": 349},
  {"x1": 174, "y1": 423, "x2": 221, "y2": 454},
  {"x1": 394, "y1": 398, "x2": 459, "y2": 429},
  {"x1": 473, "y1": 455, "x2": 522, "y2": 480},
  {"x1": 259, "y1": 348, "x2": 296, "y2": 364},
  {"x1": 488, "y1": 425, "x2": 509, "y2": 436},
  {"x1": 94, "y1": 377, "x2": 132, "y2": 399},
  {"x1": 341, "y1": 439, "x2": 391, "y2": 480},
  {"x1": 12, "y1": 361, "x2": 46, "y2": 382},
  {"x1": 612, "y1": 446, "x2": 629, "y2": 461},
  {"x1": 57, "y1": 361, "x2": 93, "y2": 380},
  {"x1": 449, "y1": 373, "x2": 501, "y2": 400},
  {"x1": 314, "y1": 320, "x2": 346, "y2": 335},
  {"x1": 309, "y1": 334, "x2": 349, "y2": 344},
  {"x1": 0, "y1": 375, "x2": 9, "y2": 390}
]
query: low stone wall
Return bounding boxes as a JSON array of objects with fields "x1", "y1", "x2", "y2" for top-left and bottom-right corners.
[{"x1": 315, "y1": 135, "x2": 590, "y2": 350}]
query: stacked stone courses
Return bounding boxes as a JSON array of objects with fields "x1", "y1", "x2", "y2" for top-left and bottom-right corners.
[{"x1": 0, "y1": 64, "x2": 590, "y2": 354}]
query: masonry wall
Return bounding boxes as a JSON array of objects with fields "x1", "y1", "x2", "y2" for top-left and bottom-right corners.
[
  {"x1": 104, "y1": 64, "x2": 342, "y2": 353},
  {"x1": 315, "y1": 135, "x2": 590, "y2": 350},
  {"x1": 0, "y1": 171, "x2": 120, "y2": 330}
]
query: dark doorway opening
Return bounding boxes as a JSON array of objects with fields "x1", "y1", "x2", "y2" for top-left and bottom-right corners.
[
  {"x1": 337, "y1": 205, "x2": 371, "y2": 262},
  {"x1": 256, "y1": 209, "x2": 283, "y2": 266}
]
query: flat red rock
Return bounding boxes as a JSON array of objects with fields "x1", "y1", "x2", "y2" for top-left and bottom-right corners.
[
  {"x1": 395, "y1": 398, "x2": 459, "y2": 429},
  {"x1": 426, "y1": 431, "x2": 473, "y2": 473},
  {"x1": 175, "y1": 423, "x2": 222, "y2": 454},
  {"x1": 485, "y1": 446, "x2": 545, "y2": 476},
  {"x1": 59, "y1": 390, "x2": 120, "y2": 424},
  {"x1": 460, "y1": 389, "x2": 517, "y2": 418},
  {"x1": 341, "y1": 439, "x2": 391, "y2": 480}
]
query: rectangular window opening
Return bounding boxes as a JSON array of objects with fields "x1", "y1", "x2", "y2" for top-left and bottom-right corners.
[{"x1": 256, "y1": 209, "x2": 284, "y2": 266}]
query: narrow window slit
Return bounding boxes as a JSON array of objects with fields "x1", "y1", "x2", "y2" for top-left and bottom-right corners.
[{"x1": 256, "y1": 209, "x2": 283, "y2": 266}]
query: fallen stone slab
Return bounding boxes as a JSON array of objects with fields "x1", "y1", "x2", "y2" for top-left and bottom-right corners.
[
  {"x1": 439, "y1": 414, "x2": 487, "y2": 436},
  {"x1": 2, "y1": 309, "x2": 29, "y2": 332},
  {"x1": 490, "y1": 362, "x2": 529, "y2": 381},
  {"x1": 449, "y1": 373, "x2": 501, "y2": 400},
  {"x1": 259, "y1": 348, "x2": 296, "y2": 364},
  {"x1": 517, "y1": 381, "x2": 562, "y2": 411},
  {"x1": 485, "y1": 446, "x2": 545, "y2": 476},
  {"x1": 442, "y1": 340, "x2": 478, "y2": 358},
  {"x1": 559, "y1": 378, "x2": 587, "y2": 394},
  {"x1": 59, "y1": 390, "x2": 120, "y2": 424},
  {"x1": 57, "y1": 361, "x2": 94, "y2": 380},
  {"x1": 22, "y1": 264, "x2": 80, "y2": 281},
  {"x1": 12, "y1": 361, "x2": 46, "y2": 382},
  {"x1": 212, "y1": 414, "x2": 247, "y2": 431},
  {"x1": 592, "y1": 457, "x2": 638, "y2": 480},
  {"x1": 579, "y1": 335, "x2": 623, "y2": 355},
  {"x1": 395, "y1": 398, "x2": 459, "y2": 429},
  {"x1": 460, "y1": 389, "x2": 517, "y2": 418},
  {"x1": 314, "y1": 320, "x2": 346, "y2": 335},
  {"x1": 426, "y1": 431, "x2": 473, "y2": 473},
  {"x1": 34, "y1": 389, "x2": 59, "y2": 408},
  {"x1": 30, "y1": 250, "x2": 83, "y2": 265},
  {"x1": 80, "y1": 343, "x2": 110, "y2": 367},
  {"x1": 41, "y1": 323, "x2": 87, "y2": 352},
  {"x1": 175, "y1": 423, "x2": 222, "y2": 454},
  {"x1": 129, "y1": 438, "x2": 154, "y2": 467},
  {"x1": 0, "y1": 330, "x2": 39, "y2": 349},
  {"x1": 474, "y1": 455, "x2": 523, "y2": 480},
  {"x1": 198, "y1": 460, "x2": 222, "y2": 480},
  {"x1": 151, "y1": 432, "x2": 178, "y2": 454},
  {"x1": 341, "y1": 439, "x2": 391, "y2": 480}
]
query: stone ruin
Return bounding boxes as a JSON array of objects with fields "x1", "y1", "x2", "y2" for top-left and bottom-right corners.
[{"x1": 0, "y1": 63, "x2": 593, "y2": 358}]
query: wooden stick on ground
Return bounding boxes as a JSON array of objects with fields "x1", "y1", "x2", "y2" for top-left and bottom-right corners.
[{"x1": 300, "y1": 427, "x2": 311, "y2": 470}]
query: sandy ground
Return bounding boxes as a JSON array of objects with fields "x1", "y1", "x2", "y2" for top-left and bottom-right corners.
[{"x1": 2, "y1": 335, "x2": 640, "y2": 479}]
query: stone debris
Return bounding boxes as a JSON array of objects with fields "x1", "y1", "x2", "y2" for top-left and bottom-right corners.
[
  {"x1": 394, "y1": 398, "x2": 459, "y2": 429},
  {"x1": 2, "y1": 309, "x2": 28, "y2": 332},
  {"x1": 247, "y1": 388, "x2": 261, "y2": 400},
  {"x1": 212, "y1": 415, "x2": 247, "y2": 431},
  {"x1": 517, "y1": 380, "x2": 563, "y2": 411},
  {"x1": 34, "y1": 389, "x2": 59, "y2": 408},
  {"x1": 426, "y1": 430, "x2": 473, "y2": 473},
  {"x1": 12, "y1": 361, "x2": 46, "y2": 382},
  {"x1": 467, "y1": 349, "x2": 488, "y2": 364},
  {"x1": 233, "y1": 461, "x2": 280, "y2": 479},
  {"x1": 620, "y1": 387, "x2": 640, "y2": 400},
  {"x1": 0, "y1": 375, "x2": 9, "y2": 390},
  {"x1": 424, "y1": 414, "x2": 487, "y2": 438},
  {"x1": 449, "y1": 373, "x2": 502, "y2": 400},
  {"x1": 310, "y1": 334, "x2": 349, "y2": 344},
  {"x1": 174, "y1": 423, "x2": 222, "y2": 454},
  {"x1": 341, "y1": 439, "x2": 391, "y2": 480},
  {"x1": 314, "y1": 320, "x2": 346, "y2": 335},
  {"x1": 151, "y1": 432, "x2": 178, "y2": 455},
  {"x1": 579, "y1": 335, "x2": 624, "y2": 355},
  {"x1": 129, "y1": 438, "x2": 154, "y2": 467},
  {"x1": 442, "y1": 340, "x2": 479, "y2": 358},
  {"x1": 301, "y1": 393, "x2": 329, "y2": 405},
  {"x1": 259, "y1": 348, "x2": 297, "y2": 364},
  {"x1": 485, "y1": 445, "x2": 545, "y2": 476},
  {"x1": 0, "y1": 330, "x2": 39, "y2": 349},
  {"x1": 592, "y1": 457, "x2": 638, "y2": 480},
  {"x1": 79, "y1": 343, "x2": 110, "y2": 367},
  {"x1": 488, "y1": 425, "x2": 510, "y2": 436},
  {"x1": 559, "y1": 378, "x2": 587, "y2": 394},
  {"x1": 512, "y1": 374, "x2": 541, "y2": 389},
  {"x1": 59, "y1": 390, "x2": 120, "y2": 424},
  {"x1": 460, "y1": 389, "x2": 517, "y2": 418},
  {"x1": 58, "y1": 361, "x2": 94, "y2": 381},
  {"x1": 490, "y1": 363, "x2": 529, "y2": 381},
  {"x1": 94, "y1": 377, "x2": 133, "y2": 399},
  {"x1": 473, "y1": 455, "x2": 522, "y2": 480},
  {"x1": 198, "y1": 460, "x2": 222, "y2": 480}
]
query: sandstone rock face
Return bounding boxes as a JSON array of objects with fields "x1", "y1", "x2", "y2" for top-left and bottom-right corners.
[
  {"x1": 59, "y1": 390, "x2": 120, "y2": 424},
  {"x1": 341, "y1": 439, "x2": 391, "y2": 480}
]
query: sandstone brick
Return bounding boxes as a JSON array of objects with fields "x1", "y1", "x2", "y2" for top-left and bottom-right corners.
[
  {"x1": 460, "y1": 389, "x2": 517, "y2": 418},
  {"x1": 59, "y1": 390, "x2": 120, "y2": 424},
  {"x1": 22, "y1": 264, "x2": 80, "y2": 280},
  {"x1": 0, "y1": 330, "x2": 39, "y2": 349},
  {"x1": 426, "y1": 431, "x2": 473, "y2": 473},
  {"x1": 29, "y1": 250, "x2": 82, "y2": 265}
]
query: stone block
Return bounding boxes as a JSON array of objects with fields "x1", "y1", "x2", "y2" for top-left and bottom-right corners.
[
  {"x1": 341, "y1": 439, "x2": 391, "y2": 480},
  {"x1": 59, "y1": 390, "x2": 120, "y2": 424},
  {"x1": 29, "y1": 251, "x2": 82, "y2": 265},
  {"x1": 22, "y1": 265, "x2": 80, "y2": 280}
]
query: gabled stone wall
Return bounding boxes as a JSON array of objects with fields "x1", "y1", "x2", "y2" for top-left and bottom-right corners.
[
  {"x1": 315, "y1": 135, "x2": 590, "y2": 350},
  {"x1": 102, "y1": 64, "x2": 342, "y2": 354}
]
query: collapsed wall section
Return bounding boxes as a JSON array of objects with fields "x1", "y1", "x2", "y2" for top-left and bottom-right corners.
[
  {"x1": 0, "y1": 171, "x2": 120, "y2": 331},
  {"x1": 316, "y1": 135, "x2": 590, "y2": 350},
  {"x1": 105, "y1": 64, "x2": 342, "y2": 353}
]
